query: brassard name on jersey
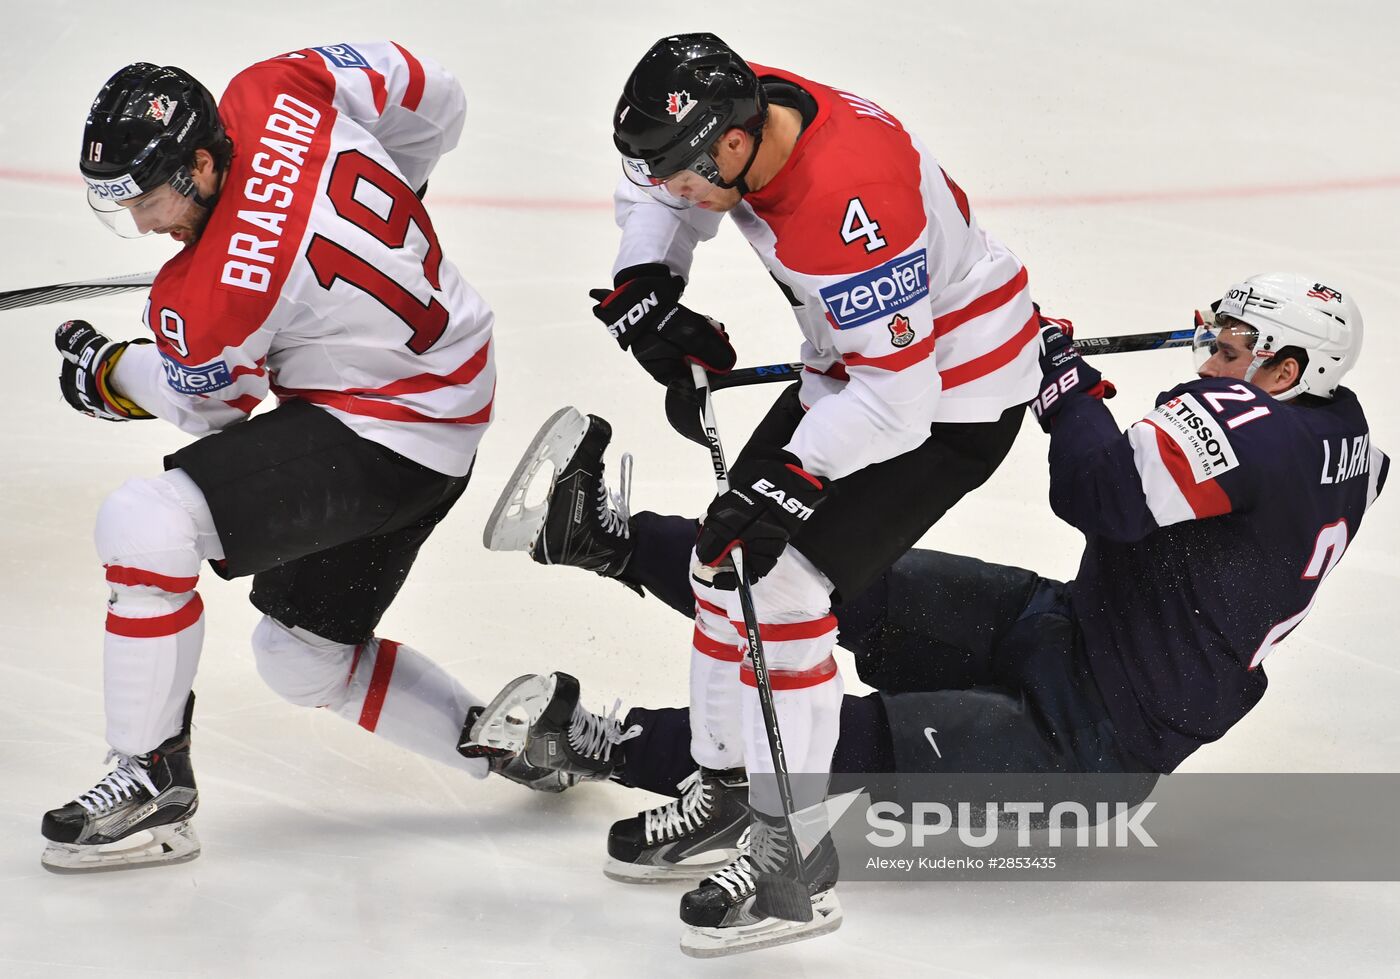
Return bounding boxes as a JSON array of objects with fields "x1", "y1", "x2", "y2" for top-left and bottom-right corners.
[
  {"x1": 819, "y1": 252, "x2": 929, "y2": 329},
  {"x1": 162, "y1": 355, "x2": 233, "y2": 395},
  {"x1": 1150, "y1": 393, "x2": 1240, "y2": 482}
]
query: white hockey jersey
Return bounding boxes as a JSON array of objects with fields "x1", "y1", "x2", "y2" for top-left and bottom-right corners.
[
  {"x1": 114, "y1": 41, "x2": 494, "y2": 477},
  {"x1": 613, "y1": 63, "x2": 1040, "y2": 480}
]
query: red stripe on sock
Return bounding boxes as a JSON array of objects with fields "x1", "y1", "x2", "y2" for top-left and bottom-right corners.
[
  {"x1": 739, "y1": 654, "x2": 839, "y2": 690},
  {"x1": 692, "y1": 626, "x2": 744, "y2": 662},
  {"x1": 357, "y1": 639, "x2": 399, "y2": 732},
  {"x1": 694, "y1": 595, "x2": 727, "y2": 618},
  {"x1": 106, "y1": 593, "x2": 204, "y2": 638},
  {"x1": 105, "y1": 565, "x2": 199, "y2": 592},
  {"x1": 727, "y1": 614, "x2": 837, "y2": 642}
]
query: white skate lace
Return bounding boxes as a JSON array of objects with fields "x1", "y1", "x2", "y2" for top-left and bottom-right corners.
[
  {"x1": 644, "y1": 769, "x2": 713, "y2": 844},
  {"x1": 595, "y1": 453, "x2": 633, "y2": 538},
  {"x1": 568, "y1": 698, "x2": 641, "y2": 762},
  {"x1": 710, "y1": 833, "x2": 757, "y2": 902},
  {"x1": 75, "y1": 750, "x2": 157, "y2": 815}
]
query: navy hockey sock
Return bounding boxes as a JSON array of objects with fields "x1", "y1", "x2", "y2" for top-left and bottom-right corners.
[
  {"x1": 619, "y1": 512, "x2": 700, "y2": 618},
  {"x1": 614, "y1": 706, "x2": 696, "y2": 796},
  {"x1": 831, "y1": 692, "x2": 896, "y2": 774}
]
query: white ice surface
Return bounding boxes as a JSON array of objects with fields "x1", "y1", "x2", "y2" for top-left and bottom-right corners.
[{"x1": 1, "y1": 2, "x2": 1398, "y2": 976}]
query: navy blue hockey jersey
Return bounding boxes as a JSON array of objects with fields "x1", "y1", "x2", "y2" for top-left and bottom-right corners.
[{"x1": 1050, "y1": 377, "x2": 1388, "y2": 772}]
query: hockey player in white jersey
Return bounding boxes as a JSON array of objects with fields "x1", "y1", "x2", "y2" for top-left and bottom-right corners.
[
  {"x1": 42, "y1": 42, "x2": 543, "y2": 873},
  {"x1": 477, "y1": 33, "x2": 1046, "y2": 951}
]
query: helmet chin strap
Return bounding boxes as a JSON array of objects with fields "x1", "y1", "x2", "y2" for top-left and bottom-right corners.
[
  {"x1": 1244, "y1": 353, "x2": 1306, "y2": 401},
  {"x1": 169, "y1": 161, "x2": 223, "y2": 211},
  {"x1": 714, "y1": 127, "x2": 764, "y2": 197}
]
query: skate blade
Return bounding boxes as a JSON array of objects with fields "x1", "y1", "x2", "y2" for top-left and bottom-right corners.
[
  {"x1": 680, "y1": 891, "x2": 842, "y2": 958},
  {"x1": 462, "y1": 674, "x2": 559, "y2": 753},
  {"x1": 483, "y1": 406, "x2": 589, "y2": 551},
  {"x1": 41, "y1": 820, "x2": 201, "y2": 874},
  {"x1": 603, "y1": 851, "x2": 739, "y2": 885}
]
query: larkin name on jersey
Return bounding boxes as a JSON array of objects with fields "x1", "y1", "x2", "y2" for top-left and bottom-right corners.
[{"x1": 115, "y1": 41, "x2": 494, "y2": 478}]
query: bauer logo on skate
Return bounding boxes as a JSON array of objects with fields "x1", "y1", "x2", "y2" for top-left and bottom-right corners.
[
  {"x1": 819, "y1": 252, "x2": 929, "y2": 329},
  {"x1": 161, "y1": 355, "x2": 233, "y2": 394}
]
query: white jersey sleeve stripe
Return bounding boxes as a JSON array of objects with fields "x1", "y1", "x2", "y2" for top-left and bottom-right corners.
[{"x1": 1129, "y1": 420, "x2": 1197, "y2": 528}]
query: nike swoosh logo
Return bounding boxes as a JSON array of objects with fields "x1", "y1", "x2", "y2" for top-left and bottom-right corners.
[{"x1": 924, "y1": 727, "x2": 942, "y2": 759}]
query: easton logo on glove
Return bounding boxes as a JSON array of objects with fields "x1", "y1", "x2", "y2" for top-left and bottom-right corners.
[
  {"x1": 604, "y1": 290, "x2": 661, "y2": 339},
  {"x1": 750, "y1": 477, "x2": 818, "y2": 520}
]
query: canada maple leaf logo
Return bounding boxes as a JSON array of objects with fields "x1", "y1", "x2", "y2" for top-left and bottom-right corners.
[
  {"x1": 888, "y1": 313, "x2": 915, "y2": 348},
  {"x1": 666, "y1": 90, "x2": 695, "y2": 120}
]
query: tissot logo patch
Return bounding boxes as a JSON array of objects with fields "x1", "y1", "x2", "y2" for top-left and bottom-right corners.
[
  {"x1": 1150, "y1": 393, "x2": 1240, "y2": 482},
  {"x1": 820, "y1": 252, "x2": 929, "y2": 329}
]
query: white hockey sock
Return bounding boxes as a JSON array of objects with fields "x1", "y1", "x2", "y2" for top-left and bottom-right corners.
[
  {"x1": 688, "y1": 580, "x2": 746, "y2": 770},
  {"x1": 333, "y1": 638, "x2": 487, "y2": 777},
  {"x1": 96, "y1": 471, "x2": 219, "y2": 756},
  {"x1": 103, "y1": 585, "x2": 204, "y2": 755}
]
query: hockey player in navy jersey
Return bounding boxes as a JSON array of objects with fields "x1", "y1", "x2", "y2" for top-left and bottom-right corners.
[{"x1": 469, "y1": 272, "x2": 1386, "y2": 955}]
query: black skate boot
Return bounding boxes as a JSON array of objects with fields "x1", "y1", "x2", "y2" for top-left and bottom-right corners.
[
  {"x1": 457, "y1": 704, "x2": 576, "y2": 793},
  {"x1": 606, "y1": 767, "x2": 751, "y2": 883},
  {"x1": 678, "y1": 812, "x2": 843, "y2": 958},
  {"x1": 41, "y1": 694, "x2": 200, "y2": 873},
  {"x1": 462, "y1": 672, "x2": 639, "y2": 781},
  {"x1": 482, "y1": 407, "x2": 635, "y2": 580}
]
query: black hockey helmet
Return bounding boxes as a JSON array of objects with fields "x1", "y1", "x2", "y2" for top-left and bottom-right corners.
[
  {"x1": 80, "y1": 63, "x2": 227, "y2": 229},
  {"x1": 614, "y1": 33, "x2": 767, "y2": 189}
]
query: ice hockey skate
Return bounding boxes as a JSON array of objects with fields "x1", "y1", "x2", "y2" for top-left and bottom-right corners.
[
  {"x1": 679, "y1": 813, "x2": 842, "y2": 958},
  {"x1": 41, "y1": 695, "x2": 199, "y2": 874},
  {"x1": 457, "y1": 703, "x2": 575, "y2": 792},
  {"x1": 462, "y1": 671, "x2": 639, "y2": 781},
  {"x1": 482, "y1": 407, "x2": 635, "y2": 578},
  {"x1": 606, "y1": 767, "x2": 751, "y2": 883}
]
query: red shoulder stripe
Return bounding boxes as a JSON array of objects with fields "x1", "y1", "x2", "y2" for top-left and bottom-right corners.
[{"x1": 392, "y1": 42, "x2": 426, "y2": 111}]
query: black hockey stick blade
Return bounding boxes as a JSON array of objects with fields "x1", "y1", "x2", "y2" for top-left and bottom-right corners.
[
  {"x1": 0, "y1": 271, "x2": 156, "y2": 312},
  {"x1": 754, "y1": 872, "x2": 815, "y2": 923}
]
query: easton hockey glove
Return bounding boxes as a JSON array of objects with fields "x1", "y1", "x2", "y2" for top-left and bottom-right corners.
[
  {"x1": 695, "y1": 450, "x2": 828, "y2": 582},
  {"x1": 55, "y1": 320, "x2": 154, "y2": 422},
  {"x1": 1030, "y1": 311, "x2": 1115, "y2": 433},
  {"x1": 589, "y1": 263, "x2": 736, "y2": 389}
]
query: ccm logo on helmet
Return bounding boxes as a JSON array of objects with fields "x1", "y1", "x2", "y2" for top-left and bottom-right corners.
[{"x1": 751, "y1": 478, "x2": 816, "y2": 520}]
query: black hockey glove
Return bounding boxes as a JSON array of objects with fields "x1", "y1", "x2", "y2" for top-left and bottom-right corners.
[
  {"x1": 695, "y1": 450, "x2": 829, "y2": 582},
  {"x1": 589, "y1": 263, "x2": 737, "y2": 389},
  {"x1": 55, "y1": 320, "x2": 154, "y2": 422},
  {"x1": 1029, "y1": 310, "x2": 1115, "y2": 433}
]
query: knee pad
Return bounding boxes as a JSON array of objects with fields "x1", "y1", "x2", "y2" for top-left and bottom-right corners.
[
  {"x1": 251, "y1": 615, "x2": 358, "y2": 708},
  {"x1": 94, "y1": 471, "x2": 217, "y2": 578}
]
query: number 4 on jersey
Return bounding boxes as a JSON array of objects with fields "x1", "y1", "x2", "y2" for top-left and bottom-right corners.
[{"x1": 840, "y1": 197, "x2": 886, "y2": 253}]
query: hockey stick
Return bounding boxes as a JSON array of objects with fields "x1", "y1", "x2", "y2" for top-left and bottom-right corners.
[
  {"x1": 707, "y1": 328, "x2": 1197, "y2": 392},
  {"x1": 690, "y1": 362, "x2": 814, "y2": 924},
  {"x1": 0, "y1": 271, "x2": 157, "y2": 312}
]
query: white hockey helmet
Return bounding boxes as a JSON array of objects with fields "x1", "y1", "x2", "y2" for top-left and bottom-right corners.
[{"x1": 1206, "y1": 272, "x2": 1363, "y2": 400}]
